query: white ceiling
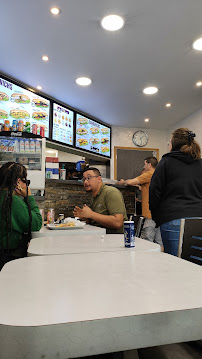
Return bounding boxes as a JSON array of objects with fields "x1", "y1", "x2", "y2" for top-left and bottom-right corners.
[{"x1": 1, "y1": 0, "x2": 202, "y2": 130}]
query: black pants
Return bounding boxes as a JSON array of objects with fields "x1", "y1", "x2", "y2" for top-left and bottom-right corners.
[{"x1": 0, "y1": 239, "x2": 27, "y2": 271}]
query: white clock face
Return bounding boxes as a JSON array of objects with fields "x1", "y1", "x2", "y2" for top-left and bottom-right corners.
[{"x1": 132, "y1": 131, "x2": 148, "y2": 147}]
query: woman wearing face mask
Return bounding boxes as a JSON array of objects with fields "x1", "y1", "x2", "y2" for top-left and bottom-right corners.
[
  {"x1": 0, "y1": 162, "x2": 42, "y2": 269},
  {"x1": 149, "y1": 128, "x2": 202, "y2": 256}
]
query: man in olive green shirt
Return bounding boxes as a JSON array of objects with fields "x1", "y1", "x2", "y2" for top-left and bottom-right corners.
[{"x1": 73, "y1": 167, "x2": 127, "y2": 234}]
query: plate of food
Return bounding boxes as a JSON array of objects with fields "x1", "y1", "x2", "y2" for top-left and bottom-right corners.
[
  {"x1": 90, "y1": 138, "x2": 100, "y2": 145},
  {"x1": 90, "y1": 127, "x2": 99, "y2": 134},
  {"x1": 47, "y1": 222, "x2": 83, "y2": 230},
  {"x1": 76, "y1": 128, "x2": 88, "y2": 135},
  {"x1": 77, "y1": 138, "x2": 88, "y2": 146}
]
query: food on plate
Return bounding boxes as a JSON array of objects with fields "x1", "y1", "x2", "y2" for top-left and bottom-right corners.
[
  {"x1": 32, "y1": 111, "x2": 47, "y2": 120},
  {"x1": 77, "y1": 117, "x2": 88, "y2": 125},
  {"x1": 10, "y1": 109, "x2": 30, "y2": 119},
  {"x1": 77, "y1": 138, "x2": 88, "y2": 146},
  {"x1": 32, "y1": 98, "x2": 49, "y2": 108},
  {"x1": 0, "y1": 109, "x2": 8, "y2": 119},
  {"x1": 101, "y1": 146, "x2": 110, "y2": 153},
  {"x1": 0, "y1": 92, "x2": 9, "y2": 101},
  {"x1": 76, "y1": 128, "x2": 88, "y2": 135},
  {"x1": 90, "y1": 138, "x2": 100, "y2": 145},
  {"x1": 101, "y1": 128, "x2": 109, "y2": 134},
  {"x1": 55, "y1": 222, "x2": 76, "y2": 227},
  {"x1": 90, "y1": 127, "x2": 99, "y2": 134},
  {"x1": 11, "y1": 93, "x2": 30, "y2": 103},
  {"x1": 101, "y1": 138, "x2": 109, "y2": 144}
]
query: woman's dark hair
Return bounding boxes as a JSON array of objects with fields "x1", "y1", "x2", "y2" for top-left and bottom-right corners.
[
  {"x1": 0, "y1": 162, "x2": 29, "y2": 248},
  {"x1": 171, "y1": 128, "x2": 201, "y2": 160}
]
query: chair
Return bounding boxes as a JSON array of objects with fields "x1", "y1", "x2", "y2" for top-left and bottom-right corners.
[
  {"x1": 178, "y1": 218, "x2": 202, "y2": 265},
  {"x1": 127, "y1": 214, "x2": 145, "y2": 237}
]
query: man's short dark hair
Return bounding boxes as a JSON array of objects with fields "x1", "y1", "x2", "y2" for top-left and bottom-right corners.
[
  {"x1": 83, "y1": 167, "x2": 101, "y2": 176},
  {"x1": 68, "y1": 168, "x2": 78, "y2": 175},
  {"x1": 144, "y1": 156, "x2": 158, "y2": 169}
]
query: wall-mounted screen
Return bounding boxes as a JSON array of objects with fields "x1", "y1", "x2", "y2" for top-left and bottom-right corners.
[
  {"x1": 52, "y1": 102, "x2": 74, "y2": 146},
  {"x1": 0, "y1": 77, "x2": 50, "y2": 137},
  {"x1": 75, "y1": 113, "x2": 111, "y2": 157}
]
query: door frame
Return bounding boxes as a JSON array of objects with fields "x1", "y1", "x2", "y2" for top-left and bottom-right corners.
[{"x1": 114, "y1": 146, "x2": 159, "y2": 180}]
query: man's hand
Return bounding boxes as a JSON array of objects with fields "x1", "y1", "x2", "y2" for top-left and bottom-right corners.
[
  {"x1": 79, "y1": 204, "x2": 93, "y2": 219},
  {"x1": 118, "y1": 179, "x2": 126, "y2": 185},
  {"x1": 73, "y1": 205, "x2": 92, "y2": 222},
  {"x1": 73, "y1": 206, "x2": 83, "y2": 218}
]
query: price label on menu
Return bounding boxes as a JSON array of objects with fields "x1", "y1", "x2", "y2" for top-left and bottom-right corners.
[
  {"x1": 52, "y1": 103, "x2": 74, "y2": 145},
  {"x1": 0, "y1": 77, "x2": 50, "y2": 137},
  {"x1": 75, "y1": 114, "x2": 111, "y2": 157}
]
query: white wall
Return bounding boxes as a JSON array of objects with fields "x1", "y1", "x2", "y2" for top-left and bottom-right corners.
[
  {"x1": 167, "y1": 108, "x2": 202, "y2": 146},
  {"x1": 111, "y1": 126, "x2": 167, "y2": 179}
]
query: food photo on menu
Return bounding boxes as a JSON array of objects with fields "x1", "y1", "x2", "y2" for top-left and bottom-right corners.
[
  {"x1": 0, "y1": 77, "x2": 50, "y2": 137},
  {"x1": 75, "y1": 113, "x2": 111, "y2": 156},
  {"x1": 52, "y1": 103, "x2": 74, "y2": 145}
]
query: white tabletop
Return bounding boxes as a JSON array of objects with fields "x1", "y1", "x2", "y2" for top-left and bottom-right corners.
[
  {"x1": 32, "y1": 224, "x2": 106, "y2": 238},
  {"x1": 28, "y1": 234, "x2": 160, "y2": 256},
  {"x1": 0, "y1": 251, "x2": 202, "y2": 359}
]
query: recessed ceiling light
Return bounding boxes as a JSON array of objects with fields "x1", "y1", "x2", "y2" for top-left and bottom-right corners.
[
  {"x1": 143, "y1": 87, "x2": 158, "y2": 95},
  {"x1": 101, "y1": 15, "x2": 124, "y2": 31},
  {"x1": 76, "y1": 77, "x2": 92, "y2": 86},
  {"x1": 144, "y1": 118, "x2": 149, "y2": 122},
  {"x1": 166, "y1": 103, "x2": 171, "y2": 107},
  {"x1": 192, "y1": 38, "x2": 202, "y2": 50},
  {"x1": 50, "y1": 7, "x2": 61, "y2": 15},
  {"x1": 42, "y1": 55, "x2": 49, "y2": 62},
  {"x1": 196, "y1": 81, "x2": 202, "y2": 87},
  {"x1": 37, "y1": 85, "x2": 42, "y2": 90}
]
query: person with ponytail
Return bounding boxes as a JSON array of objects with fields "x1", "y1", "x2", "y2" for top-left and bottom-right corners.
[
  {"x1": 149, "y1": 128, "x2": 202, "y2": 256},
  {"x1": 0, "y1": 162, "x2": 42, "y2": 270}
]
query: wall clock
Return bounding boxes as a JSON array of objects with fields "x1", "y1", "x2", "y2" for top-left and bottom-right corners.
[{"x1": 132, "y1": 130, "x2": 148, "y2": 147}]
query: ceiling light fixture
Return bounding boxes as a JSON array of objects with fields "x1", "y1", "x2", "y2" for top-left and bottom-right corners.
[
  {"x1": 196, "y1": 81, "x2": 202, "y2": 87},
  {"x1": 50, "y1": 7, "x2": 61, "y2": 15},
  {"x1": 144, "y1": 118, "x2": 149, "y2": 122},
  {"x1": 42, "y1": 55, "x2": 49, "y2": 62},
  {"x1": 101, "y1": 14, "x2": 124, "y2": 31},
  {"x1": 166, "y1": 103, "x2": 171, "y2": 107},
  {"x1": 143, "y1": 87, "x2": 158, "y2": 95},
  {"x1": 192, "y1": 37, "x2": 202, "y2": 50},
  {"x1": 76, "y1": 77, "x2": 92, "y2": 86},
  {"x1": 37, "y1": 85, "x2": 42, "y2": 90}
]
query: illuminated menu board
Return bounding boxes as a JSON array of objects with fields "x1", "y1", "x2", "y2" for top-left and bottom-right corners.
[
  {"x1": 52, "y1": 103, "x2": 74, "y2": 146},
  {"x1": 75, "y1": 113, "x2": 111, "y2": 157},
  {"x1": 0, "y1": 77, "x2": 50, "y2": 137}
]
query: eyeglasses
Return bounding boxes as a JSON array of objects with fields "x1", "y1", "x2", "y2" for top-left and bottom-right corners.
[
  {"x1": 82, "y1": 176, "x2": 99, "y2": 183},
  {"x1": 21, "y1": 179, "x2": 31, "y2": 186}
]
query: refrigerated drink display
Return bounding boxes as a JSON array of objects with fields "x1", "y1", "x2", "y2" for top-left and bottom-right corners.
[{"x1": 0, "y1": 134, "x2": 42, "y2": 171}]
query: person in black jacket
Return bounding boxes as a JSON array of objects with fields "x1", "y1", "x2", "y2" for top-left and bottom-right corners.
[{"x1": 149, "y1": 128, "x2": 202, "y2": 256}]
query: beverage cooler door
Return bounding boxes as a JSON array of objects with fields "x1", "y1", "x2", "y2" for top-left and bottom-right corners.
[{"x1": 0, "y1": 132, "x2": 45, "y2": 193}]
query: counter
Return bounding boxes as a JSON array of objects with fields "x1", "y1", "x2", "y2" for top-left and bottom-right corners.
[{"x1": 35, "y1": 179, "x2": 136, "y2": 219}]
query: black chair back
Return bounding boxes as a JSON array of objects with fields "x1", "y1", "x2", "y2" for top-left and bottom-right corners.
[
  {"x1": 178, "y1": 218, "x2": 202, "y2": 265},
  {"x1": 127, "y1": 214, "x2": 145, "y2": 237}
]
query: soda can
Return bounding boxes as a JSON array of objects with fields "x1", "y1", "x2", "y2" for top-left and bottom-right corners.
[
  {"x1": 18, "y1": 120, "x2": 24, "y2": 131},
  {"x1": 32, "y1": 124, "x2": 38, "y2": 135},
  {"x1": 25, "y1": 121, "x2": 31, "y2": 132},
  {"x1": 124, "y1": 221, "x2": 135, "y2": 247},
  {"x1": 4, "y1": 119, "x2": 10, "y2": 131},
  {"x1": 40, "y1": 126, "x2": 45, "y2": 137},
  {"x1": 39, "y1": 209, "x2": 44, "y2": 226},
  {"x1": 12, "y1": 119, "x2": 18, "y2": 131},
  {"x1": 47, "y1": 208, "x2": 55, "y2": 224}
]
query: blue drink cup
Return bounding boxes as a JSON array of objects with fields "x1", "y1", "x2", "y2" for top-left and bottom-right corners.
[{"x1": 124, "y1": 221, "x2": 135, "y2": 247}]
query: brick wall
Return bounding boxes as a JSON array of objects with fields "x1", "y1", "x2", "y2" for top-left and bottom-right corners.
[{"x1": 35, "y1": 179, "x2": 136, "y2": 220}]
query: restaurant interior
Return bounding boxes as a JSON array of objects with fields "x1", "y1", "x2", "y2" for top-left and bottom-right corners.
[{"x1": 1, "y1": 1, "x2": 202, "y2": 359}]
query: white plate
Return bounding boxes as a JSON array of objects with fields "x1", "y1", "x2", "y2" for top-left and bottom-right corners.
[{"x1": 47, "y1": 224, "x2": 83, "y2": 230}]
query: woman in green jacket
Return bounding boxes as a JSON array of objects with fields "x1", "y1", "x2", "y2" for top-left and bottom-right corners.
[{"x1": 0, "y1": 162, "x2": 42, "y2": 269}]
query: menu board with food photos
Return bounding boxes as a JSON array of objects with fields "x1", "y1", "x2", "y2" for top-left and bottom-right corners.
[
  {"x1": 0, "y1": 77, "x2": 50, "y2": 137},
  {"x1": 75, "y1": 113, "x2": 111, "y2": 157},
  {"x1": 52, "y1": 103, "x2": 74, "y2": 146}
]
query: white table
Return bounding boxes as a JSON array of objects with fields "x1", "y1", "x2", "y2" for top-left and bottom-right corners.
[
  {"x1": 0, "y1": 251, "x2": 202, "y2": 359},
  {"x1": 32, "y1": 224, "x2": 106, "y2": 238},
  {"x1": 28, "y1": 234, "x2": 160, "y2": 256}
]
